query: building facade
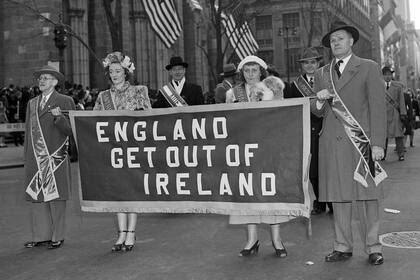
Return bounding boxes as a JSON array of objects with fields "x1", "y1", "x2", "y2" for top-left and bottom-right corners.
[{"x1": 0, "y1": 0, "x2": 209, "y2": 93}]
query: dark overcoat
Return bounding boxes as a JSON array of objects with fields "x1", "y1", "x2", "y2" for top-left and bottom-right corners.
[
  {"x1": 385, "y1": 81, "x2": 406, "y2": 138},
  {"x1": 24, "y1": 91, "x2": 76, "y2": 201},
  {"x1": 311, "y1": 55, "x2": 387, "y2": 202},
  {"x1": 154, "y1": 82, "x2": 204, "y2": 108}
]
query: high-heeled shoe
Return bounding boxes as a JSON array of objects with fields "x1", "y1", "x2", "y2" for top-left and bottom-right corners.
[
  {"x1": 238, "y1": 240, "x2": 259, "y2": 257},
  {"x1": 122, "y1": 231, "x2": 136, "y2": 252},
  {"x1": 111, "y1": 230, "x2": 127, "y2": 252},
  {"x1": 272, "y1": 241, "x2": 287, "y2": 258}
]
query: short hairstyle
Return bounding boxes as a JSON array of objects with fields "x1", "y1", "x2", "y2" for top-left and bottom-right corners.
[{"x1": 238, "y1": 62, "x2": 268, "y2": 83}]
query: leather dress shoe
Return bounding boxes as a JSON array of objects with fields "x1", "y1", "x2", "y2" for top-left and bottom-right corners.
[
  {"x1": 399, "y1": 156, "x2": 405, "y2": 161},
  {"x1": 325, "y1": 250, "x2": 353, "y2": 262},
  {"x1": 24, "y1": 240, "x2": 51, "y2": 248},
  {"x1": 368, "y1": 252, "x2": 384, "y2": 265},
  {"x1": 48, "y1": 240, "x2": 64, "y2": 249}
]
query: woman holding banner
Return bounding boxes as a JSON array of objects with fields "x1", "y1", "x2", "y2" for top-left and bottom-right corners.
[
  {"x1": 94, "y1": 51, "x2": 151, "y2": 252},
  {"x1": 225, "y1": 55, "x2": 290, "y2": 258}
]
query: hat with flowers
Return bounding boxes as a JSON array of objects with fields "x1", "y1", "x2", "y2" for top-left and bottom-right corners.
[{"x1": 102, "y1": 51, "x2": 136, "y2": 73}]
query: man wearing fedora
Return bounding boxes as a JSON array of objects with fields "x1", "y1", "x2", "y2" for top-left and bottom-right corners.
[
  {"x1": 312, "y1": 21, "x2": 387, "y2": 265},
  {"x1": 285, "y1": 47, "x2": 333, "y2": 215},
  {"x1": 215, "y1": 63, "x2": 237, "y2": 104},
  {"x1": 154, "y1": 56, "x2": 204, "y2": 108},
  {"x1": 23, "y1": 65, "x2": 75, "y2": 249},
  {"x1": 382, "y1": 66, "x2": 407, "y2": 161}
]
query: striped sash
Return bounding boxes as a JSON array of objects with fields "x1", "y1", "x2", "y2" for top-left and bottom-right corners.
[
  {"x1": 159, "y1": 84, "x2": 188, "y2": 107},
  {"x1": 233, "y1": 84, "x2": 249, "y2": 102},
  {"x1": 322, "y1": 63, "x2": 387, "y2": 187},
  {"x1": 100, "y1": 90, "x2": 116, "y2": 110},
  {"x1": 25, "y1": 98, "x2": 68, "y2": 201},
  {"x1": 293, "y1": 75, "x2": 315, "y2": 97}
]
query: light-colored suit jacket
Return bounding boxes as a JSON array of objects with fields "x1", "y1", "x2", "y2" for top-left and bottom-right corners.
[{"x1": 311, "y1": 54, "x2": 387, "y2": 202}]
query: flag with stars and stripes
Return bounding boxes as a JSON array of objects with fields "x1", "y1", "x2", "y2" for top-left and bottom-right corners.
[
  {"x1": 142, "y1": 0, "x2": 182, "y2": 48},
  {"x1": 221, "y1": 12, "x2": 259, "y2": 60}
]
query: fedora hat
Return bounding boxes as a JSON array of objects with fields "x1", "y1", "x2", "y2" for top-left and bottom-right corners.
[
  {"x1": 297, "y1": 47, "x2": 323, "y2": 62},
  {"x1": 220, "y1": 63, "x2": 238, "y2": 77},
  {"x1": 33, "y1": 65, "x2": 64, "y2": 83},
  {"x1": 321, "y1": 20, "x2": 359, "y2": 48},
  {"x1": 165, "y1": 56, "x2": 188, "y2": 70},
  {"x1": 382, "y1": 66, "x2": 394, "y2": 74}
]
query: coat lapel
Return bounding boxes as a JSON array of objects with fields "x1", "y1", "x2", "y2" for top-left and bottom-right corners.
[
  {"x1": 38, "y1": 91, "x2": 58, "y2": 118},
  {"x1": 336, "y1": 55, "x2": 361, "y2": 91}
]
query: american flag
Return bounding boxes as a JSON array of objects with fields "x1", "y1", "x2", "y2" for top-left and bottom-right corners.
[
  {"x1": 221, "y1": 11, "x2": 259, "y2": 60},
  {"x1": 142, "y1": 0, "x2": 182, "y2": 48}
]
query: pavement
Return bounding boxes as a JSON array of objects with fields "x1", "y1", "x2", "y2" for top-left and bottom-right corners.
[
  {"x1": 0, "y1": 145, "x2": 24, "y2": 169},
  {"x1": 0, "y1": 137, "x2": 419, "y2": 280}
]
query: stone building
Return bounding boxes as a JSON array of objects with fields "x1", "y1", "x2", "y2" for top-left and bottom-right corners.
[
  {"x1": 245, "y1": 0, "x2": 376, "y2": 82},
  {"x1": 0, "y1": 0, "x2": 209, "y2": 93}
]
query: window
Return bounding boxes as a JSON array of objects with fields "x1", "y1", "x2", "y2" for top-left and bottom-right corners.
[
  {"x1": 286, "y1": 48, "x2": 301, "y2": 75},
  {"x1": 257, "y1": 50, "x2": 273, "y2": 65},
  {"x1": 255, "y1": 15, "x2": 273, "y2": 48}
]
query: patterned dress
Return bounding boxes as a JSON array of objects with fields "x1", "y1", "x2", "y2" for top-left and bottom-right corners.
[
  {"x1": 94, "y1": 82, "x2": 151, "y2": 110},
  {"x1": 226, "y1": 83, "x2": 295, "y2": 225}
]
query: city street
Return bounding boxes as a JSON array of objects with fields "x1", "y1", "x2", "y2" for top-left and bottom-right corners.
[{"x1": 0, "y1": 137, "x2": 419, "y2": 280}]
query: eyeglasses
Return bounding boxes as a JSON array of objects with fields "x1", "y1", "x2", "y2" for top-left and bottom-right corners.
[{"x1": 37, "y1": 77, "x2": 56, "y2": 82}]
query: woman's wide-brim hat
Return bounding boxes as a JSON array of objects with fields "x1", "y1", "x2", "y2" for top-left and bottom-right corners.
[
  {"x1": 297, "y1": 47, "x2": 323, "y2": 62},
  {"x1": 220, "y1": 63, "x2": 238, "y2": 77},
  {"x1": 33, "y1": 65, "x2": 64, "y2": 83},
  {"x1": 166, "y1": 56, "x2": 188, "y2": 70},
  {"x1": 321, "y1": 20, "x2": 359, "y2": 48},
  {"x1": 238, "y1": 55, "x2": 268, "y2": 71}
]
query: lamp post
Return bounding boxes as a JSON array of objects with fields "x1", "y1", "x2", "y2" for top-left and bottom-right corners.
[
  {"x1": 278, "y1": 26, "x2": 291, "y2": 83},
  {"x1": 284, "y1": 26, "x2": 290, "y2": 83}
]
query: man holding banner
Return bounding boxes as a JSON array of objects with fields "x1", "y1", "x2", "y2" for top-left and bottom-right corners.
[
  {"x1": 154, "y1": 56, "x2": 204, "y2": 108},
  {"x1": 313, "y1": 21, "x2": 387, "y2": 265},
  {"x1": 23, "y1": 65, "x2": 76, "y2": 249}
]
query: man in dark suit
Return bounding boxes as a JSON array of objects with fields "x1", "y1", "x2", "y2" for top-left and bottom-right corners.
[
  {"x1": 284, "y1": 47, "x2": 333, "y2": 215},
  {"x1": 214, "y1": 63, "x2": 237, "y2": 104},
  {"x1": 313, "y1": 21, "x2": 387, "y2": 265},
  {"x1": 23, "y1": 65, "x2": 76, "y2": 249},
  {"x1": 154, "y1": 56, "x2": 204, "y2": 107}
]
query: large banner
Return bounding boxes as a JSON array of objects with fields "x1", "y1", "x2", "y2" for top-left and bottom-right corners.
[{"x1": 69, "y1": 99, "x2": 311, "y2": 218}]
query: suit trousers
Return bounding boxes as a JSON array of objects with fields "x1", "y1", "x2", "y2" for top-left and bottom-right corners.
[
  {"x1": 30, "y1": 200, "x2": 66, "y2": 242},
  {"x1": 384, "y1": 137, "x2": 404, "y2": 157},
  {"x1": 332, "y1": 200, "x2": 382, "y2": 255}
]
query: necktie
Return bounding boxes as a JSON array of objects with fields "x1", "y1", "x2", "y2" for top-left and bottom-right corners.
[
  {"x1": 309, "y1": 77, "x2": 314, "y2": 87},
  {"x1": 386, "y1": 82, "x2": 390, "y2": 90},
  {"x1": 334, "y1": 59, "x2": 343, "y2": 79},
  {"x1": 40, "y1": 95, "x2": 47, "y2": 110}
]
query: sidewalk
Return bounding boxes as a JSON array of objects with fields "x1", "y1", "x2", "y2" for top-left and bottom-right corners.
[{"x1": 0, "y1": 145, "x2": 24, "y2": 169}]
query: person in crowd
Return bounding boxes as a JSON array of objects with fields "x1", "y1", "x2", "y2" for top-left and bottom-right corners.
[
  {"x1": 403, "y1": 88, "x2": 414, "y2": 148},
  {"x1": 153, "y1": 56, "x2": 203, "y2": 108},
  {"x1": 284, "y1": 47, "x2": 333, "y2": 215},
  {"x1": 94, "y1": 51, "x2": 151, "y2": 252},
  {"x1": 411, "y1": 90, "x2": 420, "y2": 140},
  {"x1": 226, "y1": 55, "x2": 291, "y2": 258},
  {"x1": 382, "y1": 66, "x2": 407, "y2": 161},
  {"x1": 312, "y1": 21, "x2": 387, "y2": 265},
  {"x1": 215, "y1": 63, "x2": 238, "y2": 104},
  {"x1": 0, "y1": 88, "x2": 9, "y2": 147},
  {"x1": 23, "y1": 65, "x2": 76, "y2": 249}
]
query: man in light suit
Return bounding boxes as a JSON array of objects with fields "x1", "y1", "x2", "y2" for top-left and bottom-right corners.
[
  {"x1": 154, "y1": 56, "x2": 204, "y2": 107},
  {"x1": 312, "y1": 21, "x2": 387, "y2": 265},
  {"x1": 382, "y1": 66, "x2": 407, "y2": 161},
  {"x1": 23, "y1": 65, "x2": 75, "y2": 249}
]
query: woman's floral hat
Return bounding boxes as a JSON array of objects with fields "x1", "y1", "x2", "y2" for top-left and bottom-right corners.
[{"x1": 102, "y1": 51, "x2": 135, "y2": 73}]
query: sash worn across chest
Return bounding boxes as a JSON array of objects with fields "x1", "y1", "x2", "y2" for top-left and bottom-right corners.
[
  {"x1": 293, "y1": 75, "x2": 315, "y2": 97},
  {"x1": 322, "y1": 63, "x2": 387, "y2": 187},
  {"x1": 159, "y1": 83, "x2": 188, "y2": 107},
  {"x1": 384, "y1": 89, "x2": 401, "y2": 113},
  {"x1": 233, "y1": 84, "x2": 249, "y2": 102},
  {"x1": 25, "y1": 97, "x2": 69, "y2": 201},
  {"x1": 100, "y1": 90, "x2": 116, "y2": 110}
]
